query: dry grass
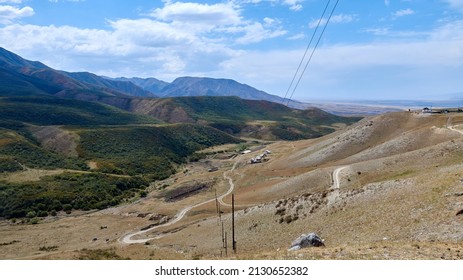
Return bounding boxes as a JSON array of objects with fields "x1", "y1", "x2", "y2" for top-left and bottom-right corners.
[{"x1": 2, "y1": 112, "x2": 463, "y2": 260}]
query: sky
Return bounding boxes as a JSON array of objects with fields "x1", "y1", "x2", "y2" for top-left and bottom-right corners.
[{"x1": 0, "y1": 0, "x2": 462, "y2": 101}]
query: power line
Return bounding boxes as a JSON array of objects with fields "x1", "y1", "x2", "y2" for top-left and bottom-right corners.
[
  {"x1": 285, "y1": 0, "x2": 340, "y2": 106},
  {"x1": 283, "y1": 0, "x2": 332, "y2": 103}
]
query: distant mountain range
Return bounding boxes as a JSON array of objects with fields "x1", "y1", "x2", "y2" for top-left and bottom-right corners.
[
  {"x1": 0, "y1": 47, "x2": 302, "y2": 107},
  {"x1": 1, "y1": 46, "x2": 359, "y2": 140},
  {"x1": 0, "y1": 46, "x2": 360, "y2": 220}
]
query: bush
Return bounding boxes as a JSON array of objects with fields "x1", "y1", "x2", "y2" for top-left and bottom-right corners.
[
  {"x1": 0, "y1": 173, "x2": 149, "y2": 218},
  {"x1": 30, "y1": 217, "x2": 40, "y2": 224},
  {"x1": 0, "y1": 157, "x2": 23, "y2": 173},
  {"x1": 26, "y1": 211, "x2": 37, "y2": 218}
]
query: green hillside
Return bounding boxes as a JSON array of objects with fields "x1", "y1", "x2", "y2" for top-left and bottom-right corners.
[
  {"x1": 139, "y1": 96, "x2": 360, "y2": 140},
  {"x1": 0, "y1": 173, "x2": 148, "y2": 219},
  {"x1": 0, "y1": 95, "x2": 157, "y2": 126},
  {"x1": 0, "y1": 129, "x2": 87, "y2": 171},
  {"x1": 77, "y1": 124, "x2": 241, "y2": 178}
]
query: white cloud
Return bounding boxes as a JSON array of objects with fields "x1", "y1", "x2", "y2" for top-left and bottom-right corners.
[
  {"x1": 283, "y1": 0, "x2": 303, "y2": 11},
  {"x1": 287, "y1": 33, "x2": 305, "y2": 40},
  {"x1": 236, "y1": 0, "x2": 304, "y2": 11},
  {"x1": 392, "y1": 8, "x2": 415, "y2": 18},
  {"x1": 146, "y1": 1, "x2": 285, "y2": 44},
  {"x1": 151, "y1": 2, "x2": 241, "y2": 26},
  {"x1": 309, "y1": 14, "x2": 357, "y2": 29},
  {"x1": 444, "y1": 0, "x2": 463, "y2": 13},
  {"x1": 0, "y1": 5, "x2": 34, "y2": 24},
  {"x1": 0, "y1": 0, "x2": 288, "y2": 77},
  {"x1": 0, "y1": 1, "x2": 23, "y2": 3},
  {"x1": 233, "y1": 22, "x2": 287, "y2": 44},
  {"x1": 363, "y1": 27, "x2": 390, "y2": 36},
  {"x1": 384, "y1": 0, "x2": 390, "y2": 6},
  {"x1": 217, "y1": 20, "x2": 463, "y2": 99}
]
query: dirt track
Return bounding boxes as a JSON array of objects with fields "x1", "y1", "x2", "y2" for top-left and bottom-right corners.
[{"x1": 121, "y1": 158, "x2": 243, "y2": 244}]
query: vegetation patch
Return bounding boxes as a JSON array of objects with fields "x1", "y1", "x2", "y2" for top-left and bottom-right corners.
[
  {"x1": 164, "y1": 180, "x2": 215, "y2": 202},
  {"x1": 0, "y1": 95, "x2": 157, "y2": 127},
  {"x1": 0, "y1": 156, "x2": 23, "y2": 173},
  {"x1": 151, "y1": 96, "x2": 361, "y2": 140},
  {"x1": 0, "y1": 172, "x2": 148, "y2": 218},
  {"x1": 77, "y1": 124, "x2": 241, "y2": 177},
  {"x1": 0, "y1": 240, "x2": 20, "y2": 246},
  {"x1": 39, "y1": 245, "x2": 59, "y2": 252},
  {"x1": 0, "y1": 129, "x2": 88, "y2": 171},
  {"x1": 76, "y1": 248, "x2": 130, "y2": 260}
]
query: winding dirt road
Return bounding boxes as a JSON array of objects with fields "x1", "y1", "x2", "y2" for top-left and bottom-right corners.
[
  {"x1": 327, "y1": 166, "x2": 348, "y2": 206},
  {"x1": 449, "y1": 125, "x2": 463, "y2": 136},
  {"x1": 120, "y1": 159, "x2": 241, "y2": 244},
  {"x1": 446, "y1": 116, "x2": 463, "y2": 136}
]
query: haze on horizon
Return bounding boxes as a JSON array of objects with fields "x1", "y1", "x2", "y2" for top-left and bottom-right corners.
[{"x1": 0, "y1": 0, "x2": 462, "y2": 101}]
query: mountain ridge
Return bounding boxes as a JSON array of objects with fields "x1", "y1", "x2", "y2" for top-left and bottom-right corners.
[{"x1": 0, "y1": 47, "x2": 303, "y2": 106}]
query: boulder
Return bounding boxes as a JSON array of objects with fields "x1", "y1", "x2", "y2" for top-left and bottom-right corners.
[{"x1": 289, "y1": 233, "x2": 325, "y2": 251}]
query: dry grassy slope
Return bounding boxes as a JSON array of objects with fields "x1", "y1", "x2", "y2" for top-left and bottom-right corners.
[
  {"x1": 28, "y1": 126, "x2": 79, "y2": 157},
  {"x1": 129, "y1": 98, "x2": 195, "y2": 123},
  {"x1": 288, "y1": 112, "x2": 457, "y2": 167},
  {"x1": 158, "y1": 112, "x2": 463, "y2": 259}
]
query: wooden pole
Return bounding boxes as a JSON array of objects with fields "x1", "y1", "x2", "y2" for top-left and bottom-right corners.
[
  {"x1": 221, "y1": 221, "x2": 225, "y2": 248},
  {"x1": 224, "y1": 231, "x2": 228, "y2": 257},
  {"x1": 218, "y1": 201, "x2": 221, "y2": 222},
  {"x1": 232, "y1": 194, "x2": 236, "y2": 253},
  {"x1": 215, "y1": 190, "x2": 219, "y2": 225}
]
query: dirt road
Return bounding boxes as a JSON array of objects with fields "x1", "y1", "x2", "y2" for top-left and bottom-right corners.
[
  {"x1": 327, "y1": 166, "x2": 348, "y2": 206},
  {"x1": 121, "y1": 159, "x2": 242, "y2": 244},
  {"x1": 448, "y1": 125, "x2": 463, "y2": 135}
]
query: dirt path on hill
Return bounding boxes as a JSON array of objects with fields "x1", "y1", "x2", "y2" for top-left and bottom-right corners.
[
  {"x1": 327, "y1": 166, "x2": 348, "y2": 206},
  {"x1": 448, "y1": 125, "x2": 463, "y2": 135},
  {"x1": 447, "y1": 116, "x2": 463, "y2": 136},
  {"x1": 121, "y1": 158, "x2": 244, "y2": 244},
  {"x1": 0, "y1": 166, "x2": 131, "y2": 183}
]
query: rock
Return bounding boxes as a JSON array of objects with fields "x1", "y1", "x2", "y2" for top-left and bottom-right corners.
[
  {"x1": 289, "y1": 233, "x2": 325, "y2": 251},
  {"x1": 456, "y1": 209, "x2": 463, "y2": 216}
]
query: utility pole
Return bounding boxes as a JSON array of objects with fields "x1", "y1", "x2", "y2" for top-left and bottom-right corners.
[
  {"x1": 215, "y1": 189, "x2": 219, "y2": 225},
  {"x1": 224, "y1": 231, "x2": 228, "y2": 257},
  {"x1": 221, "y1": 221, "x2": 225, "y2": 248},
  {"x1": 232, "y1": 194, "x2": 236, "y2": 254}
]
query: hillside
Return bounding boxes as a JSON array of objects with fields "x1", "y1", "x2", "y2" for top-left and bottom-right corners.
[
  {"x1": 128, "y1": 96, "x2": 360, "y2": 140},
  {"x1": 0, "y1": 47, "x2": 150, "y2": 106},
  {"x1": 0, "y1": 122, "x2": 240, "y2": 219},
  {"x1": 1, "y1": 111, "x2": 461, "y2": 259}
]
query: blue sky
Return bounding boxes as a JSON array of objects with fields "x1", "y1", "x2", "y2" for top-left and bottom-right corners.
[{"x1": 1, "y1": 0, "x2": 462, "y2": 101}]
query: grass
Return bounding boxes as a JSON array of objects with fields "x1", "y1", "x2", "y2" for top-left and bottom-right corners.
[
  {"x1": 0, "y1": 129, "x2": 88, "y2": 171},
  {"x1": 0, "y1": 172, "x2": 149, "y2": 218},
  {"x1": 0, "y1": 95, "x2": 158, "y2": 127},
  {"x1": 77, "y1": 248, "x2": 130, "y2": 260},
  {"x1": 77, "y1": 124, "x2": 242, "y2": 177},
  {"x1": 146, "y1": 96, "x2": 361, "y2": 140},
  {"x1": 39, "y1": 246, "x2": 59, "y2": 252}
]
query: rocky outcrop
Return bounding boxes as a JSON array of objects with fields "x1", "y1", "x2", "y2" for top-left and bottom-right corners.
[{"x1": 289, "y1": 233, "x2": 325, "y2": 251}]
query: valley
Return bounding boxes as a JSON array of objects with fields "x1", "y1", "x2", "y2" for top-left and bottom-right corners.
[
  {"x1": 1, "y1": 111, "x2": 463, "y2": 260},
  {"x1": 1, "y1": 47, "x2": 463, "y2": 260}
]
